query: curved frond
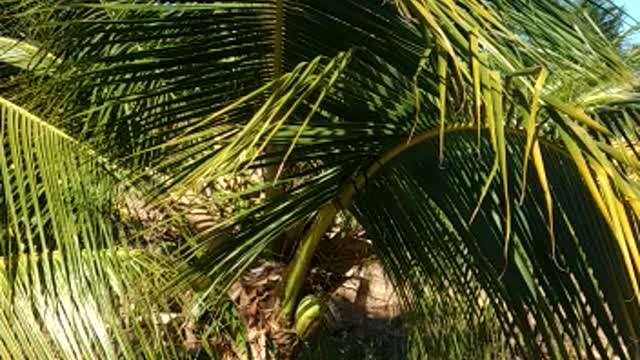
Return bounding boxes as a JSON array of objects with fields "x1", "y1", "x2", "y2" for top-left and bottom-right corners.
[
  {"x1": 353, "y1": 130, "x2": 639, "y2": 358},
  {"x1": 0, "y1": 96, "x2": 196, "y2": 359},
  {"x1": 170, "y1": 1, "x2": 640, "y2": 356}
]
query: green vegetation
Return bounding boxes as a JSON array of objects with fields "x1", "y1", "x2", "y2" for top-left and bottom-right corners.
[{"x1": 1, "y1": 0, "x2": 640, "y2": 358}]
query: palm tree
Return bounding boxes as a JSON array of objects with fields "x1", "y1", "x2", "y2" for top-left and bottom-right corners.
[{"x1": 1, "y1": 0, "x2": 640, "y2": 358}]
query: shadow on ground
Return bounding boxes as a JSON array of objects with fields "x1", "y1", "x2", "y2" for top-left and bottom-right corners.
[{"x1": 297, "y1": 298, "x2": 406, "y2": 360}]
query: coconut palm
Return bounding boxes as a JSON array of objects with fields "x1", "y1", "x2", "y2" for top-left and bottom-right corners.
[{"x1": 1, "y1": 0, "x2": 640, "y2": 358}]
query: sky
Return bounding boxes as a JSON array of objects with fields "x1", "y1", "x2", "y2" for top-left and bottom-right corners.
[
  {"x1": 618, "y1": 0, "x2": 640, "y2": 43},
  {"x1": 620, "y1": 0, "x2": 640, "y2": 22}
]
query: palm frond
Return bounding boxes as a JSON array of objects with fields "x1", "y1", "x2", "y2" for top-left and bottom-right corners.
[
  {"x1": 352, "y1": 130, "x2": 639, "y2": 358},
  {"x1": 2, "y1": 1, "x2": 278, "y2": 162},
  {"x1": 0, "y1": 96, "x2": 198, "y2": 359},
  {"x1": 3, "y1": 0, "x2": 640, "y2": 357},
  {"x1": 162, "y1": 0, "x2": 640, "y2": 356},
  {"x1": 0, "y1": 36, "x2": 59, "y2": 74}
]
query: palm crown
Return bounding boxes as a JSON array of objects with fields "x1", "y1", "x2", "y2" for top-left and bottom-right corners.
[{"x1": 1, "y1": 0, "x2": 640, "y2": 358}]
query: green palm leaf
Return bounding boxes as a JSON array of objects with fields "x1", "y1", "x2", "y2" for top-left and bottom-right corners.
[
  {"x1": 0, "y1": 96, "x2": 201, "y2": 359},
  {"x1": 353, "y1": 130, "x2": 638, "y2": 358},
  {"x1": 0, "y1": 36, "x2": 59, "y2": 74},
  {"x1": 2, "y1": 0, "x2": 640, "y2": 358}
]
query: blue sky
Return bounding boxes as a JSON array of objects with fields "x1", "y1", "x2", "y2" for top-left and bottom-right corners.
[
  {"x1": 618, "y1": 1, "x2": 640, "y2": 42},
  {"x1": 620, "y1": 0, "x2": 640, "y2": 21}
]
